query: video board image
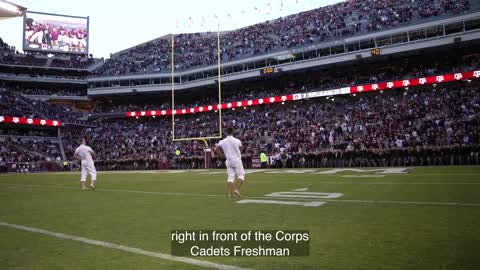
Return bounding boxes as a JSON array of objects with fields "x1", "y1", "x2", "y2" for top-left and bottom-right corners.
[{"x1": 24, "y1": 11, "x2": 88, "y2": 54}]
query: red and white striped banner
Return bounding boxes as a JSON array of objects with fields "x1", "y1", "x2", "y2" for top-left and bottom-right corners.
[
  {"x1": 126, "y1": 95, "x2": 293, "y2": 117},
  {"x1": 350, "y1": 70, "x2": 480, "y2": 94},
  {"x1": 0, "y1": 116, "x2": 61, "y2": 127}
]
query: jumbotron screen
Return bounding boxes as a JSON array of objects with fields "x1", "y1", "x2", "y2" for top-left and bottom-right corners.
[{"x1": 23, "y1": 11, "x2": 89, "y2": 54}]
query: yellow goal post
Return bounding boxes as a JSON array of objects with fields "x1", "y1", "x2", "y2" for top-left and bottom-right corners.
[{"x1": 171, "y1": 23, "x2": 223, "y2": 167}]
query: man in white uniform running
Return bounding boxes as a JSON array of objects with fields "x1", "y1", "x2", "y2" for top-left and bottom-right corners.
[
  {"x1": 215, "y1": 127, "x2": 245, "y2": 198},
  {"x1": 74, "y1": 138, "x2": 97, "y2": 190}
]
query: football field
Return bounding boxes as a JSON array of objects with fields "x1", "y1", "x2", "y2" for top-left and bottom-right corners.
[{"x1": 1, "y1": 166, "x2": 480, "y2": 270}]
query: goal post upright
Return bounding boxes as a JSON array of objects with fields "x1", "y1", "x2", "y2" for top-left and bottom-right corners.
[
  {"x1": 216, "y1": 21, "x2": 222, "y2": 139},
  {"x1": 171, "y1": 34, "x2": 175, "y2": 141},
  {"x1": 170, "y1": 23, "x2": 223, "y2": 168}
]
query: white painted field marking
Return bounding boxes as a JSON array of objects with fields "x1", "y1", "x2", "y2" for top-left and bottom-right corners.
[
  {"x1": 329, "y1": 199, "x2": 480, "y2": 206},
  {"x1": 237, "y1": 199, "x2": 325, "y2": 207},
  {"x1": 266, "y1": 169, "x2": 317, "y2": 174},
  {"x1": 159, "y1": 170, "x2": 188, "y2": 174},
  {"x1": 0, "y1": 183, "x2": 225, "y2": 198},
  {"x1": 200, "y1": 172, "x2": 224, "y2": 175},
  {"x1": 244, "y1": 169, "x2": 270, "y2": 174},
  {"x1": 314, "y1": 168, "x2": 409, "y2": 174},
  {"x1": 265, "y1": 192, "x2": 344, "y2": 199},
  {"x1": 2, "y1": 183, "x2": 480, "y2": 206},
  {"x1": 292, "y1": 188, "x2": 309, "y2": 192},
  {"x1": 99, "y1": 188, "x2": 225, "y2": 197},
  {"x1": 342, "y1": 175, "x2": 385, "y2": 178},
  {"x1": 281, "y1": 181, "x2": 480, "y2": 185},
  {"x1": 237, "y1": 188, "x2": 333, "y2": 207},
  {"x1": 0, "y1": 222, "x2": 251, "y2": 270}
]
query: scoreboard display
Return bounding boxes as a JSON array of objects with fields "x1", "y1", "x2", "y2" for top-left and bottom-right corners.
[
  {"x1": 370, "y1": 48, "x2": 381, "y2": 56},
  {"x1": 260, "y1": 66, "x2": 275, "y2": 75},
  {"x1": 23, "y1": 11, "x2": 89, "y2": 54}
]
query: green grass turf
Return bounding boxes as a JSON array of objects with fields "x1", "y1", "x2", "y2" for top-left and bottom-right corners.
[{"x1": 1, "y1": 166, "x2": 480, "y2": 270}]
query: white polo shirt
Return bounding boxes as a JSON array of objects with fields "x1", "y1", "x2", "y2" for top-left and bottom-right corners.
[
  {"x1": 74, "y1": 145, "x2": 94, "y2": 163},
  {"x1": 218, "y1": 136, "x2": 242, "y2": 166}
]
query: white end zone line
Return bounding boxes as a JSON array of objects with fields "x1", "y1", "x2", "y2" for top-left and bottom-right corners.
[
  {"x1": 1, "y1": 183, "x2": 480, "y2": 207},
  {"x1": 0, "y1": 221, "x2": 252, "y2": 270}
]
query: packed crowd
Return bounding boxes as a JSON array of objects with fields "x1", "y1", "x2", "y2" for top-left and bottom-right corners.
[
  {"x1": 93, "y1": 0, "x2": 471, "y2": 76},
  {"x1": 0, "y1": 87, "x2": 82, "y2": 121},
  {"x1": 16, "y1": 138, "x2": 62, "y2": 161},
  {"x1": 1, "y1": 53, "x2": 96, "y2": 69},
  {"x1": 0, "y1": 53, "x2": 48, "y2": 66},
  {"x1": 15, "y1": 87, "x2": 87, "y2": 97},
  {"x1": 0, "y1": 137, "x2": 61, "y2": 163},
  {"x1": 417, "y1": 0, "x2": 471, "y2": 17},
  {"x1": 0, "y1": 37, "x2": 16, "y2": 53},
  {"x1": 0, "y1": 137, "x2": 63, "y2": 172},
  {"x1": 1, "y1": 36, "x2": 98, "y2": 69},
  {"x1": 0, "y1": 127, "x2": 57, "y2": 137},
  {"x1": 2, "y1": 47, "x2": 480, "y2": 170},
  {"x1": 2, "y1": 80, "x2": 479, "y2": 170},
  {"x1": 0, "y1": 123, "x2": 65, "y2": 172},
  {"x1": 50, "y1": 56, "x2": 95, "y2": 69},
  {"x1": 0, "y1": 139, "x2": 39, "y2": 162},
  {"x1": 60, "y1": 83, "x2": 480, "y2": 170},
  {"x1": 0, "y1": 88, "x2": 40, "y2": 118},
  {"x1": 93, "y1": 51, "x2": 480, "y2": 114}
]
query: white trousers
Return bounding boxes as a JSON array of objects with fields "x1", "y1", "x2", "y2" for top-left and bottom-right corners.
[
  {"x1": 226, "y1": 159, "x2": 245, "y2": 183},
  {"x1": 81, "y1": 161, "x2": 97, "y2": 182}
]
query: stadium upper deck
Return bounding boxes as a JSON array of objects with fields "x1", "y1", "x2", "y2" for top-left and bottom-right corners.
[{"x1": 92, "y1": 0, "x2": 472, "y2": 76}]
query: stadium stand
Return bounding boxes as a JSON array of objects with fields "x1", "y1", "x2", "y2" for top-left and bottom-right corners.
[
  {"x1": 59, "y1": 82, "x2": 480, "y2": 170},
  {"x1": 0, "y1": 124, "x2": 63, "y2": 172},
  {"x1": 0, "y1": 52, "x2": 98, "y2": 69},
  {"x1": 10, "y1": 87, "x2": 87, "y2": 96},
  {"x1": 92, "y1": 0, "x2": 471, "y2": 76},
  {"x1": 0, "y1": 87, "x2": 82, "y2": 121},
  {"x1": 1, "y1": 36, "x2": 100, "y2": 69},
  {"x1": 90, "y1": 49, "x2": 480, "y2": 114},
  {"x1": 2, "y1": 47, "x2": 480, "y2": 171},
  {"x1": 0, "y1": 0, "x2": 479, "y2": 171}
]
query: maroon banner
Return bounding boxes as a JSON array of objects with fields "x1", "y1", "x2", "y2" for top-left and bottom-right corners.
[
  {"x1": 127, "y1": 94, "x2": 293, "y2": 118},
  {"x1": 0, "y1": 116, "x2": 61, "y2": 127},
  {"x1": 350, "y1": 70, "x2": 480, "y2": 94}
]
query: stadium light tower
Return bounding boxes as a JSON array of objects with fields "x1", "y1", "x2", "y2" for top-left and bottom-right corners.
[{"x1": 0, "y1": 0, "x2": 26, "y2": 19}]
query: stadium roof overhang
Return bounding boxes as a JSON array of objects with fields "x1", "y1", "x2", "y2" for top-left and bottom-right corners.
[{"x1": 0, "y1": 0, "x2": 26, "y2": 20}]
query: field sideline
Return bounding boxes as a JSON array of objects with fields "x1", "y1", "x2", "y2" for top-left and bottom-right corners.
[{"x1": 1, "y1": 166, "x2": 480, "y2": 270}]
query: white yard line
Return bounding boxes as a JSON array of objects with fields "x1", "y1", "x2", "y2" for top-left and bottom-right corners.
[
  {"x1": 326, "y1": 199, "x2": 480, "y2": 206},
  {"x1": 0, "y1": 183, "x2": 225, "y2": 198},
  {"x1": 0, "y1": 221, "x2": 252, "y2": 270},
  {"x1": 280, "y1": 182, "x2": 480, "y2": 185},
  {"x1": 1, "y1": 183, "x2": 480, "y2": 207}
]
